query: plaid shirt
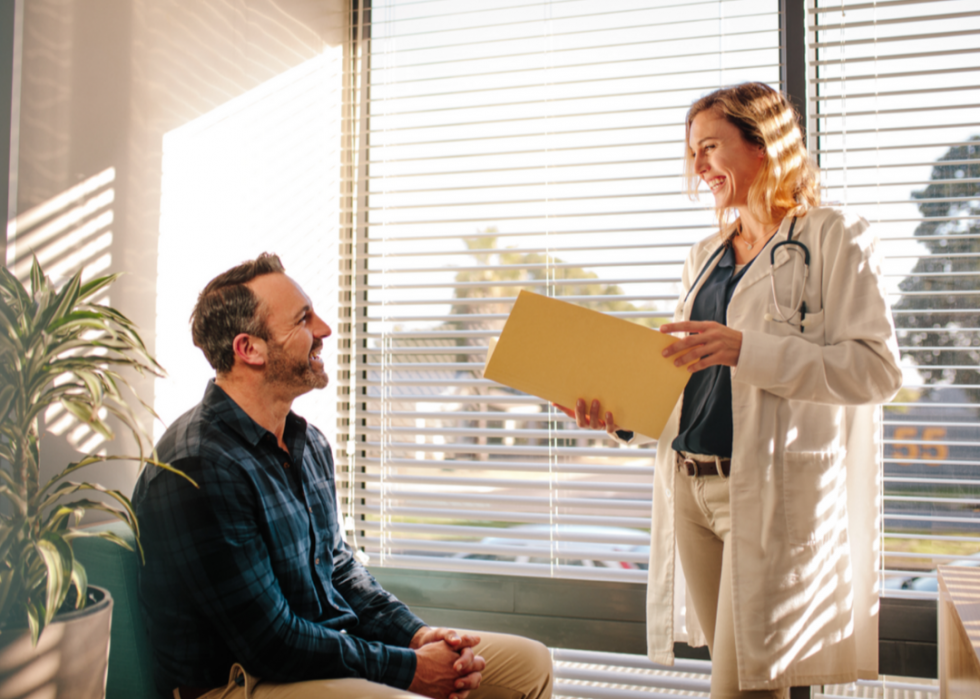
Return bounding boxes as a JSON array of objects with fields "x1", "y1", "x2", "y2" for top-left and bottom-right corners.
[{"x1": 133, "y1": 381, "x2": 424, "y2": 695}]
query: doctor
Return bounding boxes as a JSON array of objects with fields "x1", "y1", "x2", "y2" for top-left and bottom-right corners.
[{"x1": 567, "y1": 83, "x2": 902, "y2": 697}]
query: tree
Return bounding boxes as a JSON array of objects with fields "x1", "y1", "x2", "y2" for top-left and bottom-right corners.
[
  {"x1": 449, "y1": 232, "x2": 658, "y2": 330},
  {"x1": 443, "y1": 232, "x2": 661, "y2": 450},
  {"x1": 893, "y1": 137, "x2": 980, "y2": 388}
]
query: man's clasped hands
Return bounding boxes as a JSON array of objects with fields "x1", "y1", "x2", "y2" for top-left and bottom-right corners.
[{"x1": 408, "y1": 627, "x2": 485, "y2": 699}]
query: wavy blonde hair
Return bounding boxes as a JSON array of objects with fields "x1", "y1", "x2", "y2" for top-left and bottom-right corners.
[{"x1": 683, "y1": 82, "x2": 819, "y2": 236}]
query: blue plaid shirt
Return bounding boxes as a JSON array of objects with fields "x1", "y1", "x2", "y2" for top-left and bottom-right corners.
[{"x1": 133, "y1": 381, "x2": 424, "y2": 695}]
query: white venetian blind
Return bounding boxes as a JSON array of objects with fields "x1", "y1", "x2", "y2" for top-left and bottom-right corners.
[
  {"x1": 809, "y1": 0, "x2": 980, "y2": 596},
  {"x1": 338, "y1": 0, "x2": 782, "y2": 581}
]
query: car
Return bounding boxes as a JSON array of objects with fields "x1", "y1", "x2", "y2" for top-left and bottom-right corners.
[
  {"x1": 883, "y1": 553, "x2": 980, "y2": 593},
  {"x1": 452, "y1": 524, "x2": 650, "y2": 570}
]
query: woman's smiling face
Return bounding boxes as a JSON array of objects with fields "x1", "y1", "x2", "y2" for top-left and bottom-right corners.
[{"x1": 688, "y1": 108, "x2": 766, "y2": 212}]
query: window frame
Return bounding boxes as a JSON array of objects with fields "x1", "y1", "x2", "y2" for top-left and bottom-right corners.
[{"x1": 339, "y1": 0, "x2": 945, "y2": 679}]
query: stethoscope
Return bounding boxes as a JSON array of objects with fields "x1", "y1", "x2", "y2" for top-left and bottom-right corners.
[
  {"x1": 686, "y1": 217, "x2": 812, "y2": 332},
  {"x1": 763, "y1": 217, "x2": 811, "y2": 331}
]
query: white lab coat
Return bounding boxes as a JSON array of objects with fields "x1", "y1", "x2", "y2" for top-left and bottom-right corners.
[{"x1": 645, "y1": 207, "x2": 902, "y2": 690}]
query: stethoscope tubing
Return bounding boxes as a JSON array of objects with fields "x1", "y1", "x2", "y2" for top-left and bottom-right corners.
[
  {"x1": 765, "y1": 218, "x2": 811, "y2": 330},
  {"x1": 686, "y1": 217, "x2": 812, "y2": 331}
]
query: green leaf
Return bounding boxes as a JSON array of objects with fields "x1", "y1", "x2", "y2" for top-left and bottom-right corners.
[
  {"x1": 70, "y1": 559, "x2": 87, "y2": 609},
  {"x1": 26, "y1": 600, "x2": 41, "y2": 646},
  {"x1": 0, "y1": 467, "x2": 19, "y2": 493},
  {"x1": 60, "y1": 399, "x2": 95, "y2": 424},
  {"x1": 56, "y1": 483, "x2": 140, "y2": 537},
  {"x1": 0, "y1": 485, "x2": 26, "y2": 516},
  {"x1": 0, "y1": 264, "x2": 31, "y2": 311},
  {"x1": 74, "y1": 370, "x2": 105, "y2": 408},
  {"x1": 0, "y1": 521, "x2": 21, "y2": 564},
  {"x1": 60, "y1": 399, "x2": 114, "y2": 440},
  {"x1": 36, "y1": 533, "x2": 73, "y2": 627},
  {"x1": 45, "y1": 310, "x2": 107, "y2": 334},
  {"x1": 142, "y1": 458, "x2": 199, "y2": 488},
  {"x1": 46, "y1": 270, "x2": 82, "y2": 327},
  {"x1": 29, "y1": 257, "x2": 45, "y2": 298},
  {"x1": 42, "y1": 500, "x2": 127, "y2": 533},
  {"x1": 41, "y1": 504, "x2": 85, "y2": 533},
  {"x1": 0, "y1": 567, "x2": 22, "y2": 630},
  {"x1": 0, "y1": 382, "x2": 15, "y2": 423},
  {"x1": 64, "y1": 528, "x2": 134, "y2": 553},
  {"x1": 76, "y1": 273, "x2": 120, "y2": 303}
]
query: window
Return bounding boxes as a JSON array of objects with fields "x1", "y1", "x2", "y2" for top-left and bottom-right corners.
[
  {"x1": 338, "y1": 0, "x2": 980, "y2": 602},
  {"x1": 339, "y1": 0, "x2": 782, "y2": 583},
  {"x1": 809, "y1": 0, "x2": 980, "y2": 597}
]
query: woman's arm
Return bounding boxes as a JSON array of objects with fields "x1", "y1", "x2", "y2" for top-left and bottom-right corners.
[
  {"x1": 554, "y1": 239, "x2": 718, "y2": 445},
  {"x1": 727, "y1": 214, "x2": 901, "y2": 405}
]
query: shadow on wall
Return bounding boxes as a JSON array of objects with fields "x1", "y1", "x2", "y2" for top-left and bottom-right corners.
[
  {"x1": 11, "y1": 0, "x2": 348, "y2": 508},
  {"x1": 6, "y1": 166, "x2": 117, "y2": 457}
]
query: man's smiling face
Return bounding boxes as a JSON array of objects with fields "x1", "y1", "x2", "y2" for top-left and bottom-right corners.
[{"x1": 247, "y1": 272, "x2": 331, "y2": 397}]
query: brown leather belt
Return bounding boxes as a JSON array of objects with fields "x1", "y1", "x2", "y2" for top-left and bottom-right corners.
[{"x1": 676, "y1": 453, "x2": 731, "y2": 477}]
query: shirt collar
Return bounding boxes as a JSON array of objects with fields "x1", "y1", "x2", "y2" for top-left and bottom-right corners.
[
  {"x1": 717, "y1": 244, "x2": 736, "y2": 269},
  {"x1": 202, "y1": 380, "x2": 307, "y2": 450}
]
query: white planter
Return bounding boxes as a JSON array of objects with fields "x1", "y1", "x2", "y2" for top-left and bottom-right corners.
[{"x1": 0, "y1": 586, "x2": 113, "y2": 699}]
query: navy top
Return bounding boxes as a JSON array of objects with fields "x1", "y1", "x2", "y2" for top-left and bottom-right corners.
[
  {"x1": 671, "y1": 244, "x2": 756, "y2": 458},
  {"x1": 133, "y1": 381, "x2": 424, "y2": 695}
]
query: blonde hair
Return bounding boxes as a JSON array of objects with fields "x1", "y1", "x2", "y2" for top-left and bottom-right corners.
[{"x1": 683, "y1": 82, "x2": 819, "y2": 236}]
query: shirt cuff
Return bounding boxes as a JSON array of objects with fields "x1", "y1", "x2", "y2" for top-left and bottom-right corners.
[
  {"x1": 380, "y1": 645, "x2": 418, "y2": 690},
  {"x1": 381, "y1": 609, "x2": 427, "y2": 647}
]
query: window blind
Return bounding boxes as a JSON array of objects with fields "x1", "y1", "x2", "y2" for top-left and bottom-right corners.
[
  {"x1": 550, "y1": 649, "x2": 936, "y2": 698},
  {"x1": 808, "y1": 0, "x2": 980, "y2": 597},
  {"x1": 339, "y1": 0, "x2": 782, "y2": 583}
]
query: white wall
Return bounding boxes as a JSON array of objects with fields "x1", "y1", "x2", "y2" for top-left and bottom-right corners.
[{"x1": 7, "y1": 0, "x2": 348, "y2": 509}]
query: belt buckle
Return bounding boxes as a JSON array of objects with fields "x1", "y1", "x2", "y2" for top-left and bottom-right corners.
[{"x1": 682, "y1": 456, "x2": 701, "y2": 477}]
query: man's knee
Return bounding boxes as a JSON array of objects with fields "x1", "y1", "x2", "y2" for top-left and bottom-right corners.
[
  {"x1": 475, "y1": 632, "x2": 553, "y2": 698},
  {"x1": 509, "y1": 635, "x2": 550, "y2": 672}
]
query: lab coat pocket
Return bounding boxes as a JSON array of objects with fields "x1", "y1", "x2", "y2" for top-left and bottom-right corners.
[
  {"x1": 782, "y1": 449, "x2": 844, "y2": 547},
  {"x1": 767, "y1": 304, "x2": 826, "y2": 346}
]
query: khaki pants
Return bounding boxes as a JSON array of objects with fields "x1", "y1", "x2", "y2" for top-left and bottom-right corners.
[
  {"x1": 674, "y1": 466, "x2": 787, "y2": 699},
  {"x1": 185, "y1": 631, "x2": 553, "y2": 699}
]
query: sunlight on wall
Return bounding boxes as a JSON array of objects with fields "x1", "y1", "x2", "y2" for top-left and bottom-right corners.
[
  {"x1": 155, "y1": 49, "x2": 344, "y2": 441},
  {"x1": 5, "y1": 167, "x2": 115, "y2": 284},
  {"x1": 6, "y1": 167, "x2": 116, "y2": 454}
]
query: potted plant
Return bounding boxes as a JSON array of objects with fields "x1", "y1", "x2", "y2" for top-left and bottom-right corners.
[{"x1": 0, "y1": 258, "x2": 188, "y2": 696}]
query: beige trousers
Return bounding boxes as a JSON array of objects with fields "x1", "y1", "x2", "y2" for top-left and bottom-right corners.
[
  {"x1": 185, "y1": 631, "x2": 553, "y2": 699},
  {"x1": 674, "y1": 467, "x2": 787, "y2": 699}
]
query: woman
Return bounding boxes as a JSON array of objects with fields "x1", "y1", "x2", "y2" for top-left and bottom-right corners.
[{"x1": 566, "y1": 83, "x2": 902, "y2": 697}]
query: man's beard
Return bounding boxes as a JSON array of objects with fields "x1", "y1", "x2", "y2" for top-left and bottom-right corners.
[{"x1": 265, "y1": 339, "x2": 328, "y2": 392}]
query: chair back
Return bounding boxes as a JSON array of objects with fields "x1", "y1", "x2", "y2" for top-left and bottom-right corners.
[{"x1": 73, "y1": 520, "x2": 158, "y2": 699}]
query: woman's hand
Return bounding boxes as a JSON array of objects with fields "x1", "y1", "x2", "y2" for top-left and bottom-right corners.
[
  {"x1": 660, "y1": 320, "x2": 743, "y2": 372},
  {"x1": 553, "y1": 399, "x2": 621, "y2": 439}
]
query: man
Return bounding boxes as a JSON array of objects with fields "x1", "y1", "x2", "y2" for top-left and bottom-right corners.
[{"x1": 133, "y1": 254, "x2": 553, "y2": 699}]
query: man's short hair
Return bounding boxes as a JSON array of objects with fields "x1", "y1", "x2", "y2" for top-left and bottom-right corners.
[{"x1": 191, "y1": 253, "x2": 285, "y2": 374}]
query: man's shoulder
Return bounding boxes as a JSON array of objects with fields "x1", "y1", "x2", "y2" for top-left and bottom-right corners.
[
  {"x1": 303, "y1": 421, "x2": 331, "y2": 450},
  {"x1": 156, "y1": 398, "x2": 237, "y2": 462},
  {"x1": 138, "y1": 394, "x2": 260, "y2": 497}
]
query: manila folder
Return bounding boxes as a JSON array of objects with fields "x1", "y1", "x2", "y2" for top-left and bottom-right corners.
[{"x1": 483, "y1": 290, "x2": 690, "y2": 440}]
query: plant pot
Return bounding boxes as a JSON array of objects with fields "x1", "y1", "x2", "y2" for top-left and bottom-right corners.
[{"x1": 0, "y1": 585, "x2": 113, "y2": 699}]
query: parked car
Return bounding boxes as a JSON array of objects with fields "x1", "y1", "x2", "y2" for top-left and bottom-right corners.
[
  {"x1": 452, "y1": 524, "x2": 650, "y2": 570},
  {"x1": 883, "y1": 554, "x2": 980, "y2": 593}
]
